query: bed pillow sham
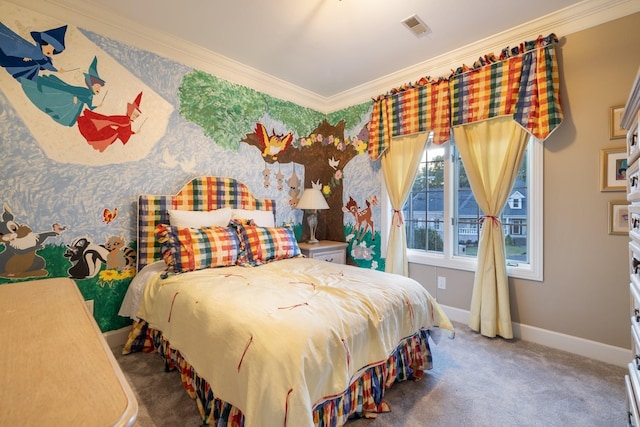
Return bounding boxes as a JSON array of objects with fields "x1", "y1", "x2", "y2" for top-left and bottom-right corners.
[
  {"x1": 155, "y1": 224, "x2": 240, "y2": 274},
  {"x1": 232, "y1": 223, "x2": 301, "y2": 266},
  {"x1": 230, "y1": 208, "x2": 275, "y2": 228},
  {"x1": 168, "y1": 207, "x2": 233, "y2": 228}
]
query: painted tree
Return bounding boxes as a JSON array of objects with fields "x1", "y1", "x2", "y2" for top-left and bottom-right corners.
[{"x1": 242, "y1": 119, "x2": 369, "y2": 243}]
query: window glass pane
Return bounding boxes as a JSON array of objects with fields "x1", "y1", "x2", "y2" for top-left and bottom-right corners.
[
  {"x1": 453, "y1": 145, "x2": 529, "y2": 264},
  {"x1": 403, "y1": 138, "x2": 445, "y2": 253},
  {"x1": 505, "y1": 154, "x2": 529, "y2": 264},
  {"x1": 454, "y1": 153, "x2": 479, "y2": 257}
]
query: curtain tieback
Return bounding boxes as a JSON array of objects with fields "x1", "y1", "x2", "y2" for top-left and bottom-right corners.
[
  {"x1": 479, "y1": 215, "x2": 501, "y2": 226},
  {"x1": 393, "y1": 209, "x2": 404, "y2": 226}
]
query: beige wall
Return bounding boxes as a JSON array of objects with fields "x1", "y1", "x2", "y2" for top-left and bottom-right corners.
[{"x1": 409, "y1": 12, "x2": 640, "y2": 349}]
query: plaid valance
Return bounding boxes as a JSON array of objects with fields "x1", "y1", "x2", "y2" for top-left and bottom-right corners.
[{"x1": 368, "y1": 34, "x2": 563, "y2": 160}]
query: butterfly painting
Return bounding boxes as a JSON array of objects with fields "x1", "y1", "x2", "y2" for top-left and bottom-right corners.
[{"x1": 102, "y1": 207, "x2": 118, "y2": 224}]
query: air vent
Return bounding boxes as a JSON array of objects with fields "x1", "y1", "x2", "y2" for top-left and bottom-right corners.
[{"x1": 402, "y1": 14, "x2": 431, "y2": 37}]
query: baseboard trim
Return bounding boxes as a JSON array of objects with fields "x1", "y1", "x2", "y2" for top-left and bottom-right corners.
[
  {"x1": 440, "y1": 304, "x2": 631, "y2": 368},
  {"x1": 104, "y1": 326, "x2": 131, "y2": 349}
]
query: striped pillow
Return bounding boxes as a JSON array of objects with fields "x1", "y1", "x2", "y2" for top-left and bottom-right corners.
[
  {"x1": 233, "y1": 224, "x2": 301, "y2": 266},
  {"x1": 155, "y1": 224, "x2": 240, "y2": 274}
]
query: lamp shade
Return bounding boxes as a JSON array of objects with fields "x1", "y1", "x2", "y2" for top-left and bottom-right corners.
[{"x1": 296, "y1": 188, "x2": 329, "y2": 210}]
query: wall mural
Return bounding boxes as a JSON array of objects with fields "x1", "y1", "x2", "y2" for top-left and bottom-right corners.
[{"x1": 0, "y1": 2, "x2": 382, "y2": 332}]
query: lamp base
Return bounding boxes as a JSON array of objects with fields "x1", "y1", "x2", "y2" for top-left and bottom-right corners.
[
  {"x1": 307, "y1": 238, "x2": 319, "y2": 244},
  {"x1": 307, "y1": 211, "x2": 319, "y2": 244}
]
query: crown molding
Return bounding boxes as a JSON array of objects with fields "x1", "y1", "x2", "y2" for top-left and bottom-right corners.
[
  {"x1": 11, "y1": 0, "x2": 640, "y2": 114},
  {"x1": 329, "y1": 0, "x2": 640, "y2": 112}
]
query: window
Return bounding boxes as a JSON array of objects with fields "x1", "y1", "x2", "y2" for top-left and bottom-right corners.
[{"x1": 388, "y1": 133, "x2": 543, "y2": 281}]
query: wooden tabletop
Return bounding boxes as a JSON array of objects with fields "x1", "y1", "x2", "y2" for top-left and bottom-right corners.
[{"x1": 0, "y1": 278, "x2": 137, "y2": 426}]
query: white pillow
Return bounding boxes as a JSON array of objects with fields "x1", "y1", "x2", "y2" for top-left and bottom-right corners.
[
  {"x1": 231, "y1": 208, "x2": 275, "y2": 227},
  {"x1": 168, "y1": 207, "x2": 232, "y2": 228}
]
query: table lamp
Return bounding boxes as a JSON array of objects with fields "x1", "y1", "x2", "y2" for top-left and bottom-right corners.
[{"x1": 296, "y1": 188, "x2": 329, "y2": 243}]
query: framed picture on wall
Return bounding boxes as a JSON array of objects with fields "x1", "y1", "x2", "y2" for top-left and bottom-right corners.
[
  {"x1": 609, "y1": 200, "x2": 630, "y2": 235},
  {"x1": 600, "y1": 147, "x2": 627, "y2": 191},
  {"x1": 610, "y1": 106, "x2": 626, "y2": 139}
]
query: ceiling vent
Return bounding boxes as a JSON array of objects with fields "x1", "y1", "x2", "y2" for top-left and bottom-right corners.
[{"x1": 402, "y1": 14, "x2": 431, "y2": 38}]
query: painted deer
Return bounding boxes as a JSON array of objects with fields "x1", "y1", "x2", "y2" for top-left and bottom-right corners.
[{"x1": 342, "y1": 196, "x2": 377, "y2": 241}]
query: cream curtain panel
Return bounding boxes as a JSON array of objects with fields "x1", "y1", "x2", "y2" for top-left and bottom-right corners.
[
  {"x1": 453, "y1": 117, "x2": 528, "y2": 339},
  {"x1": 381, "y1": 132, "x2": 429, "y2": 275}
]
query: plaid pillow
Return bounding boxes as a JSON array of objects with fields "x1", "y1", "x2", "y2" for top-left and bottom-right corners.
[
  {"x1": 232, "y1": 224, "x2": 301, "y2": 266},
  {"x1": 155, "y1": 224, "x2": 240, "y2": 275}
]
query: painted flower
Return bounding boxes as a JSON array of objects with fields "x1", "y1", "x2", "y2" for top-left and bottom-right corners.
[
  {"x1": 121, "y1": 268, "x2": 136, "y2": 279},
  {"x1": 334, "y1": 170, "x2": 342, "y2": 180},
  {"x1": 100, "y1": 269, "x2": 118, "y2": 281},
  {"x1": 355, "y1": 140, "x2": 368, "y2": 155},
  {"x1": 98, "y1": 269, "x2": 118, "y2": 287},
  {"x1": 322, "y1": 185, "x2": 331, "y2": 196}
]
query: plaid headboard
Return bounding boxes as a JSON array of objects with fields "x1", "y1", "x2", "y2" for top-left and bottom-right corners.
[{"x1": 137, "y1": 176, "x2": 275, "y2": 271}]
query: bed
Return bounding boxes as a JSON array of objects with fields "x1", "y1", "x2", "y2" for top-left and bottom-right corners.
[{"x1": 120, "y1": 176, "x2": 453, "y2": 427}]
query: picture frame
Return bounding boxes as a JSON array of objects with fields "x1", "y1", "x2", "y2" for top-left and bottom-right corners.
[
  {"x1": 610, "y1": 105, "x2": 626, "y2": 139},
  {"x1": 609, "y1": 200, "x2": 630, "y2": 235},
  {"x1": 600, "y1": 147, "x2": 627, "y2": 191}
]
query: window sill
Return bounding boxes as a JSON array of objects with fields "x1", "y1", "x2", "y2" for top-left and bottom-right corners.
[{"x1": 407, "y1": 250, "x2": 542, "y2": 282}]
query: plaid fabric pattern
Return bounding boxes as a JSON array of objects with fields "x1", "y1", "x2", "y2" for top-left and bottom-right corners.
[
  {"x1": 368, "y1": 34, "x2": 562, "y2": 158},
  {"x1": 233, "y1": 224, "x2": 301, "y2": 266},
  {"x1": 155, "y1": 224, "x2": 240, "y2": 274},
  {"x1": 450, "y1": 56, "x2": 522, "y2": 126},
  {"x1": 513, "y1": 36, "x2": 563, "y2": 139},
  {"x1": 368, "y1": 97, "x2": 391, "y2": 161},
  {"x1": 138, "y1": 177, "x2": 275, "y2": 270},
  {"x1": 368, "y1": 79, "x2": 450, "y2": 160}
]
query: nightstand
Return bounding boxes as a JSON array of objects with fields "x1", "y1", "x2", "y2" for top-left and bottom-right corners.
[{"x1": 298, "y1": 240, "x2": 348, "y2": 264}]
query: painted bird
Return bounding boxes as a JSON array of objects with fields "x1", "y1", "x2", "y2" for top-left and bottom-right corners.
[{"x1": 255, "y1": 123, "x2": 293, "y2": 160}]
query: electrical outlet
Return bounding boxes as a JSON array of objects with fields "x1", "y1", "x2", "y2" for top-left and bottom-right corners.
[
  {"x1": 437, "y1": 276, "x2": 446, "y2": 290},
  {"x1": 85, "y1": 299, "x2": 94, "y2": 315}
]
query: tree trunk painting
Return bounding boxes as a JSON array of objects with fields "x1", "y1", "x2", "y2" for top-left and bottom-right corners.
[{"x1": 242, "y1": 119, "x2": 366, "y2": 243}]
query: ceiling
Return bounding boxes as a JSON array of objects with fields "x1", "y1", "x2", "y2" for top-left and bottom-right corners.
[
  {"x1": 17, "y1": 0, "x2": 640, "y2": 111},
  {"x1": 101, "y1": 0, "x2": 588, "y2": 98}
]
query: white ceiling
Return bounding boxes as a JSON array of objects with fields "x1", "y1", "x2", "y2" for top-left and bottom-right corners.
[
  {"x1": 16, "y1": 0, "x2": 640, "y2": 112},
  {"x1": 101, "y1": 0, "x2": 586, "y2": 97}
]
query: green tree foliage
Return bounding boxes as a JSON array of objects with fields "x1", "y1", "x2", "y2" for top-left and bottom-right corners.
[
  {"x1": 180, "y1": 71, "x2": 326, "y2": 150},
  {"x1": 327, "y1": 101, "x2": 373, "y2": 131},
  {"x1": 179, "y1": 71, "x2": 374, "y2": 151}
]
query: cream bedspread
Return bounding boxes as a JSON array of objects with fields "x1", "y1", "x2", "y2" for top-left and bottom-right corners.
[{"x1": 137, "y1": 257, "x2": 453, "y2": 426}]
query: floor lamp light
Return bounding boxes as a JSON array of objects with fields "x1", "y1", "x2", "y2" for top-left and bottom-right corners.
[{"x1": 296, "y1": 188, "x2": 329, "y2": 243}]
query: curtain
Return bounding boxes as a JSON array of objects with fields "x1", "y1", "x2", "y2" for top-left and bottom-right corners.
[
  {"x1": 381, "y1": 132, "x2": 429, "y2": 275},
  {"x1": 452, "y1": 117, "x2": 528, "y2": 339},
  {"x1": 368, "y1": 33, "x2": 562, "y2": 337},
  {"x1": 369, "y1": 34, "x2": 561, "y2": 159},
  {"x1": 369, "y1": 78, "x2": 450, "y2": 160}
]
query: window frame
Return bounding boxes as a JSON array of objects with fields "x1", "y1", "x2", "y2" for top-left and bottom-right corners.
[{"x1": 380, "y1": 137, "x2": 543, "y2": 282}]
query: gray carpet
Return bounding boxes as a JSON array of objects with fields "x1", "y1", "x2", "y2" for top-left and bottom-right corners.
[{"x1": 112, "y1": 322, "x2": 627, "y2": 427}]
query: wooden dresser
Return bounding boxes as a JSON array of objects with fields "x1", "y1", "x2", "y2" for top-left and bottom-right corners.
[
  {"x1": 0, "y1": 278, "x2": 137, "y2": 426},
  {"x1": 622, "y1": 66, "x2": 640, "y2": 427}
]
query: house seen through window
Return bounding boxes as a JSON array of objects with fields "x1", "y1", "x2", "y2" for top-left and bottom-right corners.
[{"x1": 399, "y1": 132, "x2": 543, "y2": 281}]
